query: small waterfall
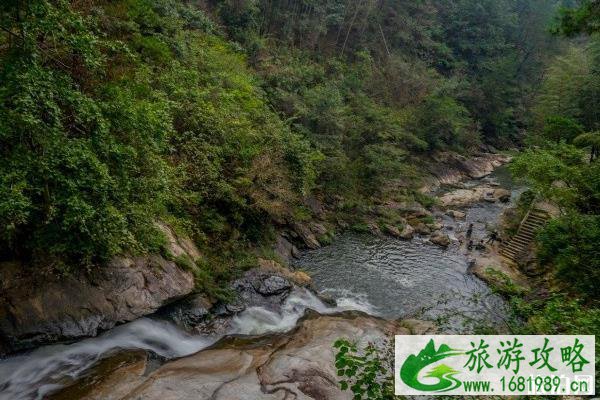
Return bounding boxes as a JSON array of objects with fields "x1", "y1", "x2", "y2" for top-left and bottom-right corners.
[{"x1": 0, "y1": 288, "x2": 373, "y2": 400}]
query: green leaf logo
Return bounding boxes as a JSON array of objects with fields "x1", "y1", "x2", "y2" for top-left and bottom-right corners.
[{"x1": 400, "y1": 339, "x2": 464, "y2": 392}]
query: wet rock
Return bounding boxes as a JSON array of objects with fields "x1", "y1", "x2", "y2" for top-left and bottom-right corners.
[
  {"x1": 222, "y1": 269, "x2": 296, "y2": 316},
  {"x1": 430, "y1": 231, "x2": 451, "y2": 248},
  {"x1": 440, "y1": 185, "x2": 510, "y2": 208},
  {"x1": 274, "y1": 234, "x2": 300, "y2": 262},
  {"x1": 255, "y1": 276, "x2": 292, "y2": 296},
  {"x1": 310, "y1": 222, "x2": 328, "y2": 236},
  {"x1": 494, "y1": 188, "x2": 511, "y2": 203},
  {"x1": 292, "y1": 223, "x2": 321, "y2": 249},
  {"x1": 400, "y1": 201, "x2": 431, "y2": 218},
  {"x1": 293, "y1": 271, "x2": 312, "y2": 287},
  {"x1": 446, "y1": 210, "x2": 466, "y2": 220},
  {"x1": 412, "y1": 222, "x2": 431, "y2": 235},
  {"x1": 57, "y1": 312, "x2": 411, "y2": 400},
  {"x1": 48, "y1": 350, "x2": 149, "y2": 400},
  {"x1": 367, "y1": 222, "x2": 383, "y2": 236},
  {"x1": 257, "y1": 258, "x2": 312, "y2": 287},
  {"x1": 156, "y1": 294, "x2": 213, "y2": 330},
  {"x1": 422, "y1": 152, "x2": 511, "y2": 190},
  {"x1": 225, "y1": 302, "x2": 246, "y2": 314},
  {"x1": 384, "y1": 224, "x2": 402, "y2": 238},
  {"x1": 399, "y1": 224, "x2": 415, "y2": 240},
  {"x1": 432, "y1": 222, "x2": 443, "y2": 231}
]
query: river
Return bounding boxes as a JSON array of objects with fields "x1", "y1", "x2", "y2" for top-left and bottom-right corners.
[
  {"x1": 294, "y1": 166, "x2": 521, "y2": 332},
  {"x1": 0, "y1": 166, "x2": 521, "y2": 400}
]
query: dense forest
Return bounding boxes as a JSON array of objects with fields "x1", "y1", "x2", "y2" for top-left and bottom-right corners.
[
  {"x1": 0, "y1": 0, "x2": 565, "y2": 272},
  {"x1": 1, "y1": 0, "x2": 600, "y2": 398},
  {"x1": 507, "y1": 0, "x2": 600, "y2": 376}
]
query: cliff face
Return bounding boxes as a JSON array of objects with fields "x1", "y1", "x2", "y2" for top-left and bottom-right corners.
[
  {"x1": 0, "y1": 225, "x2": 198, "y2": 356},
  {"x1": 421, "y1": 152, "x2": 511, "y2": 191}
]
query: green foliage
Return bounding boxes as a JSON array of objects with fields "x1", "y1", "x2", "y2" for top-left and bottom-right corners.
[
  {"x1": 542, "y1": 116, "x2": 584, "y2": 143},
  {"x1": 0, "y1": 0, "x2": 171, "y2": 265},
  {"x1": 333, "y1": 338, "x2": 397, "y2": 400},
  {"x1": 555, "y1": 0, "x2": 600, "y2": 36},
  {"x1": 0, "y1": 0, "x2": 565, "y2": 273},
  {"x1": 410, "y1": 94, "x2": 480, "y2": 151},
  {"x1": 574, "y1": 131, "x2": 600, "y2": 161},
  {"x1": 510, "y1": 144, "x2": 589, "y2": 210},
  {"x1": 537, "y1": 214, "x2": 600, "y2": 299},
  {"x1": 484, "y1": 269, "x2": 526, "y2": 297},
  {"x1": 0, "y1": 0, "x2": 320, "y2": 268},
  {"x1": 507, "y1": 294, "x2": 600, "y2": 389}
]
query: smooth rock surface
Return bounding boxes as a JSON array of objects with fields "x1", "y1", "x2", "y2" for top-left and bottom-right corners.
[{"x1": 51, "y1": 312, "x2": 410, "y2": 400}]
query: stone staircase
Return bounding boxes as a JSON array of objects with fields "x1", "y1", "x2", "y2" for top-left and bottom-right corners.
[{"x1": 500, "y1": 208, "x2": 550, "y2": 264}]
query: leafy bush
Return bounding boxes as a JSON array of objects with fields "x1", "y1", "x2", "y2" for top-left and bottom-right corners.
[
  {"x1": 537, "y1": 214, "x2": 600, "y2": 299},
  {"x1": 542, "y1": 116, "x2": 584, "y2": 143},
  {"x1": 0, "y1": 0, "x2": 320, "y2": 268},
  {"x1": 333, "y1": 338, "x2": 396, "y2": 400}
]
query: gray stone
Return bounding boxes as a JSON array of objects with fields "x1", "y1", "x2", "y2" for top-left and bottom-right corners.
[
  {"x1": 446, "y1": 210, "x2": 466, "y2": 220},
  {"x1": 430, "y1": 231, "x2": 451, "y2": 248},
  {"x1": 0, "y1": 224, "x2": 199, "y2": 355},
  {"x1": 384, "y1": 224, "x2": 402, "y2": 238},
  {"x1": 399, "y1": 224, "x2": 415, "y2": 240},
  {"x1": 256, "y1": 276, "x2": 292, "y2": 296},
  {"x1": 292, "y1": 223, "x2": 321, "y2": 249}
]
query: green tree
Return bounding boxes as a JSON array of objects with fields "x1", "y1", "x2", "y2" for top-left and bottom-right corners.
[
  {"x1": 543, "y1": 116, "x2": 584, "y2": 143},
  {"x1": 574, "y1": 131, "x2": 600, "y2": 161},
  {"x1": 555, "y1": 0, "x2": 600, "y2": 36}
]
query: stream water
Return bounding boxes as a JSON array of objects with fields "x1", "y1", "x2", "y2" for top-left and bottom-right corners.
[
  {"x1": 0, "y1": 166, "x2": 521, "y2": 400},
  {"x1": 294, "y1": 166, "x2": 522, "y2": 332}
]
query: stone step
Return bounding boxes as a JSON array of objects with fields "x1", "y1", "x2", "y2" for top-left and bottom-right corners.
[
  {"x1": 501, "y1": 249, "x2": 517, "y2": 257},
  {"x1": 521, "y1": 223, "x2": 544, "y2": 230},
  {"x1": 505, "y1": 240, "x2": 527, "y2": 249},
  {"x1": 504, "y1": 244, "x2": 525, "y2": 253},
  {"x1": 500, "y1": 207, "x2": 551, "y2": 263},
  {"x1": 514, "y1": 232, "x2": 534, "y2": 240},
  {"x1": 527, "y1": 216, "x2": 548, "y2": 223},
  {"x1": 509, "y1": 238, "x2": 530, "y2": 247},
  {"x1": 504, "y1": 248, "x2": 525, "y2": 256},
  {"x1": 521, "y1": 223, "x2": 543, "y2": 230}
]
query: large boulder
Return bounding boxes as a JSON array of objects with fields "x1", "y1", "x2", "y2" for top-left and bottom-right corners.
[
  {"x1": 255, "y1": 276, "x2": 293, "y2": 296},
  {"x1": 493, "y1": 188, "x2": 511, "y2": 203},
  {"x1": 446, "y1": 210, "x2": 466, "y2": 220},
  {"x1": 399, "y1": 224, "x2": 415, "y2": 240},
  {"x1": 0, "y1": 224, "x2": 198, "y2": 355},
  {"x1": 273, "y1": 234, "x2": 300, "y2": 262},
  {"x1": 384, "y1": 224, "x2": 402, "y2": 238},
  {"x1": 292, "y1": 223, "x2": 321, "y2": 249},
  {"x1": 440, "y1": 185, "x2": 511, "y2": 208},
  {"x1": 430, "y1": 231, "x2": 451, "y2": 248},
  {"x1": 421, "y1": 152, "x2": 511, "y2": 191}
]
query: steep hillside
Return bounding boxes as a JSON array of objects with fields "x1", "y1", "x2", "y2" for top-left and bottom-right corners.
[{"x1": 0, "y1": 0, "x2": 560, "y2": 274}]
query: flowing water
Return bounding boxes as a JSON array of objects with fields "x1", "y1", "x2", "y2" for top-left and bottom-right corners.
[
  {"x1": 0, "y1": 289, "x2": 372, "y2": 400},
  {"x1": 0, "y1": 166, "x2": 520, "y2": 400},
  {"x1": 293, "y1": 166, "x2": 522, "y2": 332}
]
